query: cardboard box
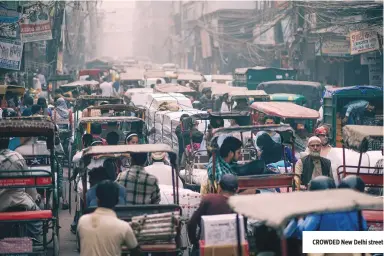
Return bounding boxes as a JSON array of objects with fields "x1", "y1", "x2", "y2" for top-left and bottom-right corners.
[
  {"x1": 201, "y1": 214, "x2": 246, "y2": 246},
  {"x1": 200, "y1": 240, "x2": 249, "y2": 256}
]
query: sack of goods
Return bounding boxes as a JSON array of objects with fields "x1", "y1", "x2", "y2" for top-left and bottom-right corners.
[
  {"x1": 157, "y1": 102, "x2": 180, "y2": 111},
  {"x1": 130, "y1": 211, "x2": 181, "y2": 245}
]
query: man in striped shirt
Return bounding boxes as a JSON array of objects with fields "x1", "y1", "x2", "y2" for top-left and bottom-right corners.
[{"x1": 115, "y1": 152, "x2": 160, "y2": 205}]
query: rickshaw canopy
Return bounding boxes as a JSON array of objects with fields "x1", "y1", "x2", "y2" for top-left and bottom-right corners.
[
  {"x1": 191, "y1": 111, "x2": 250, "y2": 121},
  {"x1": 256, "y1": 80, "x2": 323, "y2": 109},
  {"x1": 154, "y1": 83, "x2": 195, "y2": 93},
  {"x1": 0, "y1": 85, "x2": 26, "y2": 95},
  {"x1": 76, "y1": 95, "x2": 122, "y2": 102},
  {"x1": 228, "y1": 189, "x2": 383, "y2": 229},
  {"x1": 211, "y1": 75, "x2": 233, "y2": 82},
  {"x1": 144, "y1": 69, "x2": 166, "y2": 79},
  {"x1": 86, "y1": 104, "x2": 146, "y2": 112},
  {"x1": 120, "y1": 69, "x2": 145, "y2": 81},
  {"x1": 0, "y1": 116, "x2": 55, "y2": 138},
  {"x1": 177, "y1": 73, "x2": 202, "y2": 81},
  {"x1": 212, "y1": 124, "x2": 294, "y2": 144},
  {"x1": 78, "y1": 116, "x2": 144, "y2": 124},
  {"x1": 199, "y1": 82, "x2": 228, "y2": 92},
  {"x1": 211, "y1": 86, "x2": 242, "y2": 97},
  {"x1": 323, "y1": 85, "x2": 383, "y2": 97},
  {"x1": 342, "y1": 125, "x2": 383, "y2": 153},
  {"x1": 228, "y1": 90, "x2": 269, "y2": 100},
  {"x1": 269, "y1": 93, "x2": 306, "y2": 103},
  {"x1": 250, "y1": 102, "x2": 320, "y2": 119},
  {"x1": 60, "y1": 80, "x2": 99, "y2": 88}
]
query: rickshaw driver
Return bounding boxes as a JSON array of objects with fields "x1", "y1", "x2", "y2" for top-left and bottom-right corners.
[
  {"x1": 199, "y1": 88, "x2": 213, "y2": 111},
  {"x1": 294, "y1": 136, "x2": 334, "y2": 190},
  {"x1": 0, "y1": 137, "x2": 43, "y2": 241},
  {"x1": 77, "y1": 180, "x2": 141, "y2": 256},
  {"x1": 100, "y1": 122, "x2": 125, "y2": 142}
]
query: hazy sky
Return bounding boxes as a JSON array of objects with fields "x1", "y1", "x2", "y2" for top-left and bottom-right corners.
[{"x1": 98, "y1": 1, "x2": 135, "y2": 58}]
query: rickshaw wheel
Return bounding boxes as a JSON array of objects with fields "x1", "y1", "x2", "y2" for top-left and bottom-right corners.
[
  {"x1": 53, "y1": 234, "x2": 59, "y2": 256},
  {"x1": 76, "y1": 232, "x2": 80, "y2": 252}
]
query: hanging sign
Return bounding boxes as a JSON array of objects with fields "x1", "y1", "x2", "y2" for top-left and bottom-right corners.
[
  {"x1": 350, "y1": 29, "x2": 380, "y2": 55},
  {"x1": 0, "y1": 37, "x2": 23, "y2": 70},
  {"x1": 20, "y1": 3, "x2": 52, "y2": 43}
]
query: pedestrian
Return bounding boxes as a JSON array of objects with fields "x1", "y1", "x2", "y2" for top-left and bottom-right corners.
[
  {"x1": 37, "y1": 69, "x2": 47, "y2": 90},
  {"x1": 199, "y1": 88, "x2": 213, "y2": 110},
  {"x1": 294, "y1": 136, "x2": 333, "y2": 190},
  {"x1": 100, "y1": 77, "x2": 114, "y2": 97},
  {"x1": 77, "y1": 180, "x2": 140, "y2": 256},
  {"x1": 188, "y1": 174, "x2": 238, "y2": 255}
]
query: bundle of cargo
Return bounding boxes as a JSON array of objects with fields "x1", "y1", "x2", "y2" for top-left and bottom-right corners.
[{"x1": 130, "y1": 211, "x2": 181, "y2": 245}]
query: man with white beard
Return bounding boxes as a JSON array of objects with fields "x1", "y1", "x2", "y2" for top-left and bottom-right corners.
[{"x1": 294, "y1": 136, "x2": 333, "y2": 190}]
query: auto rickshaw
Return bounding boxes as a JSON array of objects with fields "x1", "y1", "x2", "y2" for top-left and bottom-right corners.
[
  {"x1": 257, "y1": 80, "x2": 323, "y2": 110},
  {"x1": 339, "y1": 125, "x2": 383, "y2": 231},
  {"x1": 233, "y1": 66, "x2": 297, "y2": 89},
  {"x1": 0, "y1": 116, "x2": 60, "y2": 255},
  {"x1": 269, "y1": 93, "x2": 307, "y2": 106},
  {"x1": 0, "y1": 84, "x2": 25, "y2": 109},
  {"x1": 228, "y1": 189, "x2": 383, "y2": 256},
  {"x1": 250, "y1": 102, "x2": 320, "y2": 152},
  {"x1": 119, "y1": 69, "x2": 145, "y2": 90},
  {"x1": 205, "y1": 74, "x2": 233, "y2": 84},
  {"x1": 198, "y1": 81, "x2": 228, "y2": 93},
  {"x1": 78, "y1": 69, "x2": 105, "y2": 81},
  {"x1": 76, "y1": 144, "x2": 184, "y2": 255},
  {"x1": 321, "y1": 85, "x2": 383, "y2": 147},
  {"x1": 176, "y1": 73, "x2": 203, "y2": 85},
  {"x1": 85, "y1": 104, "x2": 146, "y2": 119},
  {"x1": 59, "y1": 80, "x2": 99, "y2": 98}
]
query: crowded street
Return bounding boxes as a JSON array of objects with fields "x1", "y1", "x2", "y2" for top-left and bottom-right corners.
[{"x1": 0, "y1": 1, "x2": 383, "y2": 256}]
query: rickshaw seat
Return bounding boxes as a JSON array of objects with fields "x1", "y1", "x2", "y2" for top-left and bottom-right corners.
[{"x1": 0, "y1": 210, "x2": 52, "y2": 221}]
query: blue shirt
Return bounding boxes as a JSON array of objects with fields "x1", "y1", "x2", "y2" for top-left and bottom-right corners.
[
  {"x1": 284, "y1": 211, "x2": 368, "y2": 239},
  {"x1": 86, "y1": 182, "x2": 127, "y2": 207}
]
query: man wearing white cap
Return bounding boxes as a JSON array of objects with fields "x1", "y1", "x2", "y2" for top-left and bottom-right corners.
[
  {"x1": 144, "y1": 152, "x2": 183, "y2": 187},
  {"x1": 294, "y1": 136, "x2": 333, "y2": 190}
]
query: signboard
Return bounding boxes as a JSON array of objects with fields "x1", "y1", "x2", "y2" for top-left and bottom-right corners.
[
  {"x1": 0, "y1": 4, "x2": 19, "y2": 23},
  {"x1": 0, "y1": 23, "x2": 18, "y2": 38},
  {"x1": 368, "y1": 64, "x2": 383, "y2": 86},
  {"x1": 360, "y1": 52, "x2": 382, "y2": 65},
  {"x1": 315, "y1": 39, "x2": 350, "y2": 57},
  {"x1": 350, "y1": 29, "x2": 380, "y2": 55},
  {"x1": 0, "y1": 37, "x2": 23, "y2": 70},
  {"x1": 20, "y1": 3, "x2": 52, "y2": 43}
]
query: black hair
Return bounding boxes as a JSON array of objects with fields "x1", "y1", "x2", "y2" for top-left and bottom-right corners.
[
  {"x1": 156, "y1": 79, "x2": 162, "y2": 84},
  {"x1": 82, "y1": 134, "x2": 93, "y2": 148},
  {"x1": 24, "y1": 96, "x2": 34, "y2": 107},
  {"x1": 210, "y1": 117, "x2": 224, "y2": 129},
  {"x1": 192, "y1": 130, "x2": 203, "y2": 143},
  {"x1": 263, "y1": 115, "x2": 276, "y2": 123},
  {"x1": 106, "y1": 131, "x2": 119, "y2": 145},
  {"x1": 125, "y1": 132, "x2": 139, "y2": 144},
  {"x1": 37, "y1": 97, "x2": 47, "y2": 108},
  {"x1": 130, "y1": 152, "x2": 147, "y2": 166},
  {"x1": 219, "y1": 136, "x2": 242, "y2": 158},
  {"x1": 91, "y1": 123, "x2": 102, "y2": 135},
  {"x1": 89, "y1": 166, "x2": 110, "y2": 187},
  {"x1": 338, "y1": 176, "x2": 365, "y2": 193},
  {"x1": 309, "y1": 176, "x2": 336, "y2": 191},
  {"x1": 179, "y1": 114, "x2": 189, "y2": 122},
  {"x1": 31, "y1": 104, "x2": 42, "y2": 115},
  {"x1": 96, "y1": 180, "x2": 119, "y2": 209}
]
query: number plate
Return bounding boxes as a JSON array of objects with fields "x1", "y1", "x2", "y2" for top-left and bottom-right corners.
[{"x1": 24, "y1": 156, "x2": 50, "y2": 166}]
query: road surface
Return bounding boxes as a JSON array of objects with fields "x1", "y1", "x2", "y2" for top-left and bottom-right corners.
[{"x1": 59, "y1": 168, "x2": 78, "y2": 256}]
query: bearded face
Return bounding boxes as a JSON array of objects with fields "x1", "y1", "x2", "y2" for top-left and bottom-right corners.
[{"x1": 308, "y1": 141, "x2": 322, "y2": 158}]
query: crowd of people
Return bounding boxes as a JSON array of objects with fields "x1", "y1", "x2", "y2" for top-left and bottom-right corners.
[{"x1": 0, "y1": 72, "x2": 379, "y2": 256}]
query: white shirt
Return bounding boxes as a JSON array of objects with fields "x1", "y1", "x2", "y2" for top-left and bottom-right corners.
[
  {"x1": 100, "y1": 82, "x2": 114, "y2": 97},
  {"x1": 78, "y1": 207, "x2": 138, "y2": 256},
  {"x1": 144, "y1": 162, "x2": 183, "y2": 187},
  {"x1": 33, "y1": 77, "x2": 41, "y2": 90}
]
